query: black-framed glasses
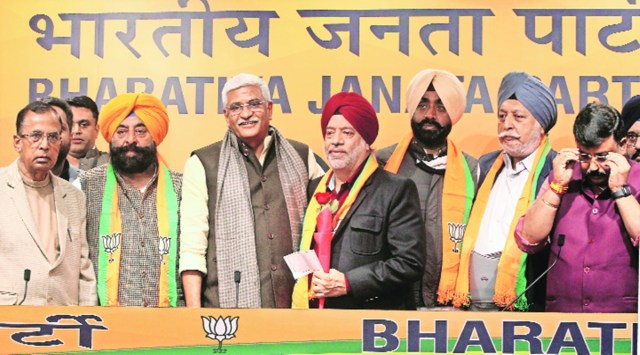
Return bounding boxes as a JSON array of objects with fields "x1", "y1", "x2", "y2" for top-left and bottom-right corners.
[
  {"x1": 19, "y1": 131, "x2": 61, "y2": 144},
  {"x1": 226, "y1": 100, "x2": 265, "y2": 116},
  {"x1": 626, "y1": 132, "x2": 639, "y2": 145},
  {"x1": 577, "y1": 151, "x2": 609, "y2": 163}
]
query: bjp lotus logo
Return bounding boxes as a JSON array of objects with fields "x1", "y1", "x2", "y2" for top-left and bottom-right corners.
[
  {"x1": 447, "y1": 222, "x2": 466, "y2": 253},
  {"x1": 101, "y1": 232, "x2": 121, "y2": 262},
  {"x1": 202, "y1": 315, "x2": 238, "y2": 353},
  {"x1": 158, "y1": 236, "x2": 171, "y2": 263}
]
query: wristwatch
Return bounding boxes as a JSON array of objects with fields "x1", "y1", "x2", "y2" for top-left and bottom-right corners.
[{"x1": 611, "y1": 185, "x2": 632, "y2": 200}]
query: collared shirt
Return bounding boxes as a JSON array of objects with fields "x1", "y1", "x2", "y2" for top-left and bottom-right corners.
[
  {"x1": 324, "y1": 158, "x2": 368, "y2": 209},
  {"x1": 80, "y1": 164, "x2": 184, "y2": 307},
  {"x1": 474, "y1": 149, "x2": 538, "y2": 255},
  {"x1": 112, "y1": 171, "x2": 165, "y2": 307},
  {"x1": 59, "y1": 160, "x2": 81, "y2": 183},
  {"x1": 515, "y1": 162, "x2": 640, "y2": 312},
  {"x1": 77, "y1": 147, "x2": 109, "y2": 172}
]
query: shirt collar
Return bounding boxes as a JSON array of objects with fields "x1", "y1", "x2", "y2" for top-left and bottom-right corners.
[
  {"x1": 326, "y1": 155, "x2": 369, "y2": 192},
  {"x1": 236, "y1": 127, "x2": 274, "y2": 165},
  {"x1": 502, "y1": 147, "x2": 539, "y2": 175}
]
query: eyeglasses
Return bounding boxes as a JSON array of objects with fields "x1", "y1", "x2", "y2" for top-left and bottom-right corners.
[
  {"x1": 626, "y1": 132, "x2": 639, "y2": 145},
  {"x1": 577, "y1": 151, "x2": 609, "y2": 163},
  {"x1": 226, "y1": 100, "x2": 265, "y2": 116},
  {"x1": 19, "y1": 131, "x2": 61, "y2": 144}
]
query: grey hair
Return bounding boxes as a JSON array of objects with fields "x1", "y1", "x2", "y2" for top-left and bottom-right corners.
[{"x1": 221, "y1": 73, "x2": 271, "y2": 107}]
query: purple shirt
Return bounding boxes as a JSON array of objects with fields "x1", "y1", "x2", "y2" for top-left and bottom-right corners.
[{"x1": 515, "y1": 162, "x2": 639, "y2": 313}]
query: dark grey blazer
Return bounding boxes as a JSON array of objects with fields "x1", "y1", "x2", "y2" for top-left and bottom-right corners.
[{"x1": 309, "y1": 166, "x2": 426, "y2": 309}]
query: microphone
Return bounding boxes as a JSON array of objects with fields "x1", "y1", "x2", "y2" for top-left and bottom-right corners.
[
  {"x1": 18, "y1": 269, "x2": 31, "y2": 305},
  {"x1": 501, "y1": 234, "x2": 565, "y2": 311},
  {"x1": 234, "y1": 271, "x2": 241, "y2": 308}
]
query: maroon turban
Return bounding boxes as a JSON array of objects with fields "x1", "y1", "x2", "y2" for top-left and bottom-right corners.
[{"x1": 320, "y1": 92, "x2": 379, "y2": 145}]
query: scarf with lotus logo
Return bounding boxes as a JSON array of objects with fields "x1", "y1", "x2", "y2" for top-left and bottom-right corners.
[
  {"x1": 97, "y1": 162, "x2": 178, "y2": 306},
  {"x1": 291, "y1": 155, "x2": 379, "y2": 308},
  {"x1": 451, "y1": 136, "x2": 551, "y2": 311},
  {"x1": 383, "y1": 133, "x2": 475, "y2": 305}
]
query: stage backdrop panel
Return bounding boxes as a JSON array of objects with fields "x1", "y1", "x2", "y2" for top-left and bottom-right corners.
[{"x1": 1, "y1": 0, "x2": 639, "y2": 170}]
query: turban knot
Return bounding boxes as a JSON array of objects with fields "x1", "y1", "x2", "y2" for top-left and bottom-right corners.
[{"x1": 321, "y1": 92, "x2": 379, "y2": 145}]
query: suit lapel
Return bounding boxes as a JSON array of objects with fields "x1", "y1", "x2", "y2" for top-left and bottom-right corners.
[
  {"x1": 6, "y1": 162, "x2": 47, "y2": 260},
  {"x1": 51, "y1": 177, "x2": 68, "y2": 269},
  {"x1": 331, "y1": 172, "x2": 374, "y2": 240}
]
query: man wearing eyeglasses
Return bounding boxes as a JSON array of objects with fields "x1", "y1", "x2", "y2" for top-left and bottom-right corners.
[
  {"x1": 375, "y1": 69, "x2": 479, "y2": 310},
  {"x1": 0, "y1": 100, "x2": 96, "y2": 305},
  {"x1": 179, "y1": 73, "x2": 325, "y2": 308},
  {"x1": 517, "y1": 102, "x2": 639, "y2": 312},
  {"x1": 77, "y1": 93, "x2": 184, "y2": 307},
  {"x1": 621, "y1": 95, "x2": 640, "y2": 163}
]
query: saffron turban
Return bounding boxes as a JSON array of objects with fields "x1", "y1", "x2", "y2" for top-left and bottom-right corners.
[
  {"x1": 621, "y1": 95, "x2": 640, "y2": 132},
  {"x1": 497, "y1": 72, "x2": 557, "y2": 133},
  {"x1": 99, "y1": 93, "x2": 169, "y2": 145},
  {"x1": 406, "y1": 69, "x2": 466, "y2": 125},
  {"x1": 321, "y1": 92, "x2": 379, "y2": 145}
]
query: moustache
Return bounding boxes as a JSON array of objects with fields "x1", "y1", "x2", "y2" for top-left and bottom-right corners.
[
  {"x1": 586, "y1": 169, "x2": 609, "y2": 178},
  {"x1": 417, "y1": 118, "x2": 443, "y2": 130},
  {"x1": 112, "y1": 144, "x2": 145, "y2": 154},
  {"x1": 498, "y1": 131, "x2": 522, "y2": 139}
]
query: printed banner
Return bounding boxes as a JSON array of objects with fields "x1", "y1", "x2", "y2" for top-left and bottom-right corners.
[
  {"x1": 1, "y1": 0, "x2": 639, "y2": 169},
  {"x1": 0, "y1": 306, "x2": 636, "y2": 354}
]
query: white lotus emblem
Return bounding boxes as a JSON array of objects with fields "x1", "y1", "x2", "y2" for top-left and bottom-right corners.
[
  {"x1": 101, "y1": 232, "x2": 121, "y2": 262},
  {"x1": 202, "y1": 315, "x2": 238, "y2": 352},
  {"x1": 447, "y1": 222, "x2": 466, "y2": 253},
  {"x1": 158, "y1": 236, "x2": 171, "y2": 263}
]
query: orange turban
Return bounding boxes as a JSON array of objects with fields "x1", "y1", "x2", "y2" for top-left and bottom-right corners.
[
  {"x1": 406, "y1": 69, "x2": 466, "y2": 125},
  {"x1": 99, "y1": 93, "x2": 169, "y2": 145}
]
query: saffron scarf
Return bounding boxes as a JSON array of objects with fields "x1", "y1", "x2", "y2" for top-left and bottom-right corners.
[
  {"x1": 452, "y1": 136, "x2": 551, "y2": 310},
  {"x1": 383, "y1": 133, "x2": 474, "y2": 305},
  {"x1": 291, "y1": 155, "x2": 379, "y2": 308},
  {"x1": 97, "y1": 163, "x2": 179, "y2": 306}
]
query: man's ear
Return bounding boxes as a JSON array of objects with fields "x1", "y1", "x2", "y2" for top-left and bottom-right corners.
[
  {"x1": 618, "y1": 137, "x2": 628, "y2": 154},
  {"x1": 13, "y1": 134, "x2": 22, "y2": 153}
]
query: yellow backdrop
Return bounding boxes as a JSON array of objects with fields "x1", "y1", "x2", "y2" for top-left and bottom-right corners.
[{"x1": 1, "y1": 0, "x2": 639, "y2": 170}]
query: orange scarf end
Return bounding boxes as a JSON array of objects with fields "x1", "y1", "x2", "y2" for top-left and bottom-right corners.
[
  {"x1": 493, "y1": 292, "x2": 515, "y2": 309},
  {"x1": 451, "y1": 292, "x2": 470, "y2": 308},
  {"x1": 436, "y1": 289, "x2": 455, "y2": 306}
]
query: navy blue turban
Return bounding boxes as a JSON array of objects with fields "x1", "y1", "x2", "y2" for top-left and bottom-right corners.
[{"x1": 622, "y1": 95, "x2": 640, "y2": 132}]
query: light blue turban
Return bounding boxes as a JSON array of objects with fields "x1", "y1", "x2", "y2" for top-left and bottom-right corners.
[{"x1": 497, "y1": 72, "x2": 557, "y2": 133}]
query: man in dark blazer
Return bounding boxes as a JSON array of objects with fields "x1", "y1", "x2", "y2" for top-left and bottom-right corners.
[{"x1": 292, "y1": 92, "x2": 425, "y2": 310}]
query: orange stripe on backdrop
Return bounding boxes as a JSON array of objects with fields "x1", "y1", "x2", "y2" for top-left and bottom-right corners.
[{"x1": 0, "y1": 306, "x2": 635, "y2": 353}]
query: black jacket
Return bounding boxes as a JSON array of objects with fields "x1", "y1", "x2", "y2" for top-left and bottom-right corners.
[{"x1": 309, "y1": 167, "x2": 426, "y2": 309}]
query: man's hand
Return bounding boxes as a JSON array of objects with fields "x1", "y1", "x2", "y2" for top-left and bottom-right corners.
[
  {"x1": 604, "y1": 152, "x2": 630, "y2": 191},
  {"x1": 552, "y1": 148, "x2": 579, "y2": 187},
  {"x1": 312, "y1": 269, "x2": 347, "y2": 298}
]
